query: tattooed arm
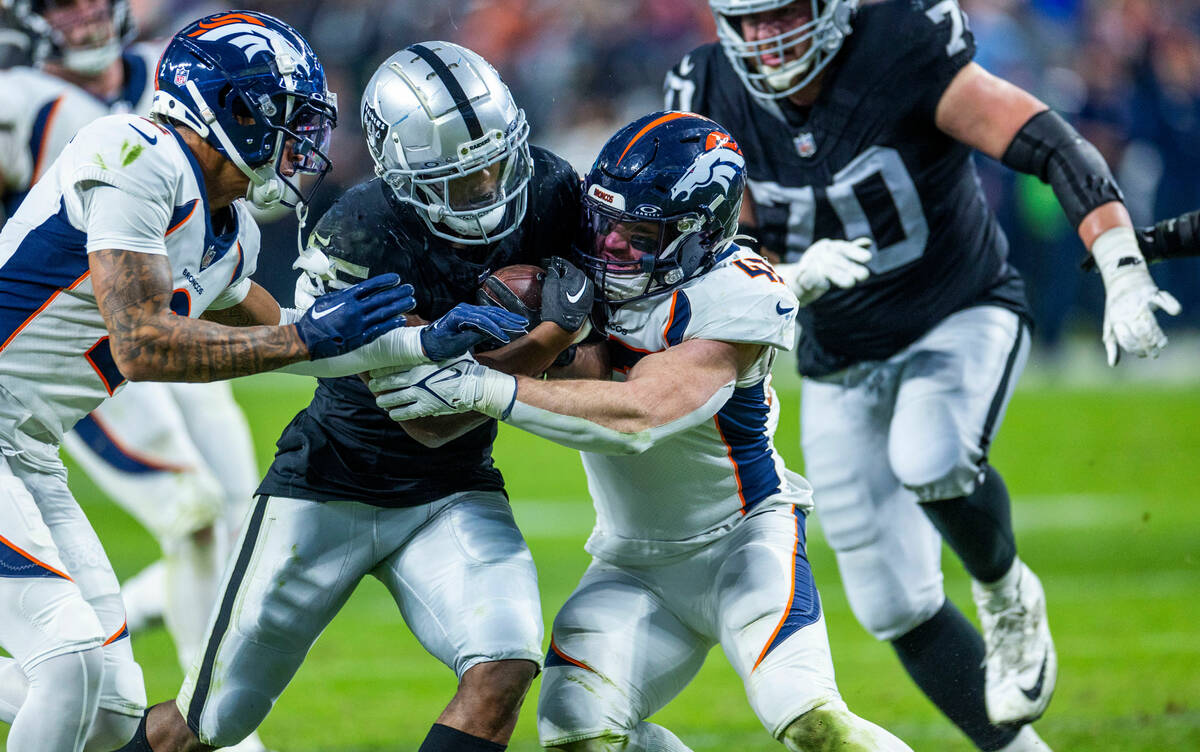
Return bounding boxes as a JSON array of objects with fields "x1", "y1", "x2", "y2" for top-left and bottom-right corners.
[{"x1": 90, "y1": 248, "x2": 309, "y2": 382}]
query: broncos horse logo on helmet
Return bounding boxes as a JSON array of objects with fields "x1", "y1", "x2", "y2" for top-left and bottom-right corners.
[
  {"x1": 150, "y1": 10, "x2": 337, "y2": 211},
  {"x1": 577, "y1": 111, "x2": 747, "y2": 304}
]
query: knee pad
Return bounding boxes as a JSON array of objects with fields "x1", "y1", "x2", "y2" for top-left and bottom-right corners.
[
  {"x1": 888, "y1": 433, "x2": 981, "y2": 503},
  {"x1": 836, "y1": 544, "x2": 944, "y2": 642},
  {"x1": 783, "y1": 701, "x2": 910, "y2": 752}
]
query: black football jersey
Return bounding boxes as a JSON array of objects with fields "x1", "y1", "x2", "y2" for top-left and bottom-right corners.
[
  {"x1": 666, "y1": 0, "x2": 1030, "y2": 376},
  {"x1": 257, "y1": 146, "x2": 581, "y2": 507}
]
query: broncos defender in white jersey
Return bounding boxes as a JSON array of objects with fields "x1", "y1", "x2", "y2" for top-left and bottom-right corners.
[
  {"x1": 0, "y1": 11, "x2": 524, "y2": 752},
  {"x1": 370, "y1": 111, "x2": 910, "y2": 752},
  {"x1": 0, "y1": 9, "x2": 266, "y2": 742}
]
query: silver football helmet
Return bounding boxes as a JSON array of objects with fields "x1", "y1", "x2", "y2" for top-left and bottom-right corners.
[
  {"x1": 710, "y1": 0, "x2": 856, "y2": 100},
  {"x1": 361, "y1": 42, "x2": 532, "y2": 245}
]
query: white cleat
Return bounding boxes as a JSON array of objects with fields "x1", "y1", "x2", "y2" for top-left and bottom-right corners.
[
  {"x1": 223, "y1": 732, "x2": 275, "y2": 752},
  {"x1": 973, "y1": 560, "x2": 1057, "y2": 725}
]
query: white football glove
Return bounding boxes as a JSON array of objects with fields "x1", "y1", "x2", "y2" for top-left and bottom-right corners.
[
  {"x1": 368, "y1": 357, "x2": 517, "y2": 422},
  {"x1": 1092, "y1": 227, "x2": 1181, "y2": 366},
  {"x1": 775, "y1": 237, "x2": 873, "y2": 306}
]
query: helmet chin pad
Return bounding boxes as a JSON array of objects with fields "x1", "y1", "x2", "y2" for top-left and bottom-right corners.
[
  {"x1": 437, "y1": 204, "x2": 506, "y2": 237},
  {"x1": 61, "y1": 39, "x2": 121, "y2": 74}
]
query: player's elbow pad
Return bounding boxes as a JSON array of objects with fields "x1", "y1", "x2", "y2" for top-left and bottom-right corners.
[{"x1": 1001, "y1": 109, "x2": 1124, "y2": 228}]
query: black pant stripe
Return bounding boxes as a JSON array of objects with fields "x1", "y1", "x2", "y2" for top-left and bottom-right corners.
[
  {"x1": 185, "y1": 494, "x2": 270, "y2": 735},
  {"x1": 979, "y1": 323, "x2": 1026, "y2": 458},
  {"x1": 407, "y1": 44, "x2": 484, "y2": 140}
]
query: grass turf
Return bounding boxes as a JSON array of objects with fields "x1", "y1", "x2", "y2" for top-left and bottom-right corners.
[{"x1": 5, "y1": 369, "x2": 1198, "y2": 751}]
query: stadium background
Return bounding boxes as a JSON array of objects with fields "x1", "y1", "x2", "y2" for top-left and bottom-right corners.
[{"x1": 2, "y1": 0, "x2": 1199, "y2": 749}]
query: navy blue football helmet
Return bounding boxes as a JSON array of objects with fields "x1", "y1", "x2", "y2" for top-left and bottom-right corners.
[
  {"x1": 150, "y1": 11, "x2": 337, "y2": 209},
  {"x1": 577, "y1": 111, "x2": 746, "y2": 303}
]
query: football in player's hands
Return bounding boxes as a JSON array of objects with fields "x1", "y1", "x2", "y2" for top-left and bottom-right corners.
[{"x1": 477, "y1": 264, "x2": 544, "y2": 331}]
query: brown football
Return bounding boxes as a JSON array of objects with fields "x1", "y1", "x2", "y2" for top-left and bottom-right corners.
[{"x1": 477, "y1": 264, "x2": 545, "y2": 325}]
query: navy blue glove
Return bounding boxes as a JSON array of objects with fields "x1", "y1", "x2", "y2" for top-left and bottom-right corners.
[
  {"x1": 420, "y1": 303, "x2": 529, "y2": 361},
  {"x1": 295, "y1": 273, "x2": 415, "y2": 360}
]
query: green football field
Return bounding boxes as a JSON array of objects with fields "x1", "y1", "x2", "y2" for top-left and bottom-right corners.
[{"x1": 6, "y1": 367, "x2": 1199, "y2": 751}]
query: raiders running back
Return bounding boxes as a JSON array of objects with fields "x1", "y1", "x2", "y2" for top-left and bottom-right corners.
[
  {"x1": 666, "y1": 0, "x2": 1031, "y2": 376},
  {"x1": 257, "y1": 145, "x2": 580, "y2": 506}
]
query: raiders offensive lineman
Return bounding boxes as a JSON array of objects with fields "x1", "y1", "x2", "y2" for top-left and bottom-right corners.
[
  {"x1": 0, "y1": 7, "x2": 265, "y2": 740},
  {"x1": 125, "y1": 43, "x2": 588, "y2": 752},
  {"x1": 663, "y1": 0, "x2": 1179, "y2": 750},
  {"x1": 371, "y1": 111, "x2": 912, "y2": 752}
]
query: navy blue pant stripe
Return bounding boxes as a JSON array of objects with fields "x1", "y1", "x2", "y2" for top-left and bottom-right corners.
[
  {"x1": 407, "y1": 44, "x2": 484, "y2": 140},
  {"x1": 979, "y1": 323, "x2": 1025, "y2": 457},
  {"x1": 185, "y1": 494, "x2": 269, "y2": 735}
]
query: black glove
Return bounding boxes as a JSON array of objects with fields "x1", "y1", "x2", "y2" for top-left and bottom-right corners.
[{"x1": 540, "y1": 256, "x2": 594, "y2": 333}]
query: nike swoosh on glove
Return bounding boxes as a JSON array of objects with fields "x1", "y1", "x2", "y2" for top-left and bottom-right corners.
[
  {"x1": 420, "y1": 304, "x2": 529, "y2": 362},
  {"x1": 775, "y1": 237, "x2": 873, "y2": 306},
  {"x1": 369, "y1": 357, "x2": 517, "y2": 421},
  {"x1": 540, "y1": 256, "x2": 595, "y2": 333},
  {"x1": 1092, "y1": 227, "x2": 1181, "y2": 366},
  {"x1": 295, "y1": 273, "x2": 415, "y2": 359}
]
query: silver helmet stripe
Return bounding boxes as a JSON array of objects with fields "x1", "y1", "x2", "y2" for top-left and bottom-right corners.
[{"x1": 406, "y1": 43, "x2": 484, "y2": 140}]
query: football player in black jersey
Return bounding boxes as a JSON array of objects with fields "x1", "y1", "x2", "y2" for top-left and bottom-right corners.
[
  {"x1": 121, "y1": 43, "x2": 591, "y2": 752},
  {"x1": 665, "y1": 1, "x2": 1180, "y2": 750}
]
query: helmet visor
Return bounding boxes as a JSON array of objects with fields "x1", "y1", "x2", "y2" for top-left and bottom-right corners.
[{"x1": 284, "y1": 99, "x2": 335, "y2": 175}]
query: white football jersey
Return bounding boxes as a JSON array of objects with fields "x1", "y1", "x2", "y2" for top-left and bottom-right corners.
[
  {"x1": 582, "y1": 246, "x2": 813, "y2": 564},
  {"x1": 0, "y1": 113, "x2": 260, "y2": 459},
  {"x1": 0, "y1": 44, "x2": 161, "y2": 215}
]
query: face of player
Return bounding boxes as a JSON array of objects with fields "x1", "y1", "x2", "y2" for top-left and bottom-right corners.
[
  {"x1": 738, "y1": 2, "x2": 813, "y2": 69},
  {"x1": 595, "y1": 218, "x2": 662, "y2": 266},
  {"x1": 38, "y1": 0, "x2": 115, "y2": 54}
]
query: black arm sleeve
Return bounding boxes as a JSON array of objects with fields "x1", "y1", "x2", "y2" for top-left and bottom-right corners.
[
  {"x1": 1001, "y1": 109, "x2": 1124, "y2": 229},
  {"x1": 1141, "y1": 210, "x2": 1200, "y2": 262}
]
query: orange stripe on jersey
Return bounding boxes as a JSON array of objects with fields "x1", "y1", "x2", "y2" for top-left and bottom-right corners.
[
  {"x1": 30, "y1": 95, "x2": 65, "y2": 183},
  {"x1": 662, "y1": 289, "x2": 680, "y2": 347},
  {"x1": 103, "y1": 621, "x2": 128, "y2": 646},
  {"x1": 713, "y1": 415, "x2": 748, "y2": 514},
  {"x1": 186, "y1": 12, "x2": 266, "y2": 36},
  {"x1": 752, "y1": 522, "x2": 801, "y2": 671},
  {"x1": 616, "y1": 112, "x2": 690, "y2": 166},
  {"x1": 0, "y1": 270, "x2": 90, "y2": 354},
  {"x1": 165, "y1": 201, "x2": 198, "y2": 237},
  {"x1": 228, "y1": 241, "x2": 243, "y2": 285},
  {"x1": 0, "y1": 533, "x2": 72, "y2": 581},
  {"x1": 87, "y1": 412, "x2": 193, "y2": 474},
  {"x1": 549, "y1": 637, "x2": 594, "y2": 673}
]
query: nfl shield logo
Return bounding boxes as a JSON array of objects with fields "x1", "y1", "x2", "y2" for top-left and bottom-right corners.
[
  {"x1": 173, "y1": 64, "x2": 190, "y2": 86},
  {"x1": 794, "y1": 132, "x2": 817, "y2": 159},
  {"x1": 199, "y1": 246, "x2": 216, "y2": 271}
]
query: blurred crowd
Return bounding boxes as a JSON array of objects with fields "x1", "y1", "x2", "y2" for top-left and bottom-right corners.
[{"x1": 4, "y1": 0, "x2": 1200, "y2": 343}]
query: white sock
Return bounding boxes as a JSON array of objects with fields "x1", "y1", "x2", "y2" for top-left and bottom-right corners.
[
  {"x1": 122, "y1": 559, "x2": 167, "y2": 633},
  {"x1": 627, "y1": 722, "x2": 694, "y2": 752},
  {"x1": 7, "y1": 649, "x2": 104, "y2": 752},
  {"x1": 998, "y1": 725, "x2": 1053, "y2": 751}
]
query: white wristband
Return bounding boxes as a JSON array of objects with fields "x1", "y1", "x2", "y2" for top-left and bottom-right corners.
[
  {"x1": 278, "y1": 307, "x2": 304, "y2": 326},
  {"x1": 1090, "y1": 226, "x2": 1145, "y2": 284}
]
